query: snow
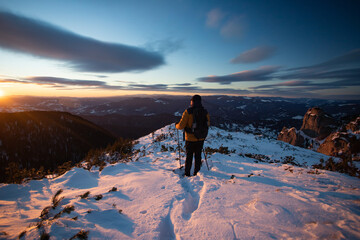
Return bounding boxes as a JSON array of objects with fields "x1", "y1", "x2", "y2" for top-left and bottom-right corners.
[
  {"x1": 292, "y1": 115, "x2": 303, "y2": 120},
  {"x1": 339, "y1": 103, "x2": 355, "y2": 107},
  {"x1": 174, "y1": 111, "x2": 182, "y2": 117},
  {"x1": 155, "y1": 99, "x2": 168, "y2": 105},
  {"x1": 135, "y1": 107, "x2": 146, "y2": 112},
  {"x1": 0, "y1": 125, "x2": 360, "y2": 239},
  {"x1": 236, "y1": 105, "x2": 247, "y2": 110}
]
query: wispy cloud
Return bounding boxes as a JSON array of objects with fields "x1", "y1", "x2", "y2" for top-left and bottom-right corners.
[
  {"x1": 25, "y1": 76, "x2": 108, "y2": 86},
  {"x1": 196, "y1": 48, "x2": 360, "y2": 99},
  {"x1": 220, "y1": 15, "x2": 246, "y2": 39},
  {"x1": 290, "y1": 48, "x2": 360, "y2": 72},
  {"x1": 2, "y1": 75, "x2": 251, "y2": 95},
  {"x1": 279, "y1": 68, "x2": 360, "y2": 82},
  {"x1": 206, "y1": 8, "x2": 225, "y2": 28},
  {"x1": 0, "y1": 11, "x2": 165, "y2": 73},
  {"x1": 0, "y1": 78, "x2": 31, "y2": 84},
  {"x1": 198, "y1": 66, "x2": 280, "y2": 84},
  {"x1": 252, "y1": 75, "x2": 360, "y2": 90},
  {"x1": 206, "y1": 9, "x2": 245, "y2": 39},
  {"x1": 172, "y1": 85, "x2": 250, "y2": 95},
  {"x1": 231, "y1": 46, "x2": 276, "y2": 64},
  {"x1": 278, "y1": 49, "x2": 360, "y2": 88},
  {"x1": 144, "y1": 38, "x2": 184, "y2": 55},
  {"x1": 247, "y1": 50, "x2": 360, "y2": 99},
  {"x1": 127, "y1": 84, "x2": 168, "y2": 91}
]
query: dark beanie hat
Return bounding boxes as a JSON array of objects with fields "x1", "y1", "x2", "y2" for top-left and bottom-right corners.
[
  {"x1": 191, "y1": 95, "x2": 202, "y2": 107},
  {"x1": 191, "y1": 94, "x2": 201, "y2": 103}
]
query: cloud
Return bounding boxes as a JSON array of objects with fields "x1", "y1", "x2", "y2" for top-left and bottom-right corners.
[
  {"x1": 25, "y1": 76, "x2": 107, "y2": 86},
  {"x1": 145, "y1": 38, "x2": 184, "y2": 55},
  {"x1": 206, "y1": 9, "x2": 245, "y2": 39},
  {"x1": 252, "y1": 75, "x2": 360, "y2": 90},
  {"x1": 0, "y1": 78, "x2": 31, "y2": 84},
  {"x1": 220, "y1": 16, "x2": 246, "y2": 39},
  {"x1": 196, "y1": 49, "x2": 360, "y2": 99},
  {"x1": 206, "y1": 8, "x2": 225, "y2": 28},
  {"x1": 0, "y1": 11, "x2": 165, "y2": 73},
  {"x1": 290, "y1": 48, "x2": 360, "y2": 72},
  {"x1": 268, "y1": 50, "x2": 360, "y2": 96},
  {"x1": 231, "y1": 46, "x2": 276, "y2": 64},
  {"x1": 5, "y1": 74, "x2": 252, "y2": 95},
  {"x1": 171, "y1": 86, "x2": 250, "y2": 95},
  {"x1": 127, "y1": 84, "x2": 168, "y2": 91},
  {"x1": 250, "y1": 87, "x2": 320, "y2": 99},
  {"x1": 280, "y1": 67, "x2": 360, "y2": 82},
  {"x1": 174, "y1": 83, "x2": 192, "y2": 86},
  {"x1": 198, "y1": 66, "x2": 280, "y2": 84}
]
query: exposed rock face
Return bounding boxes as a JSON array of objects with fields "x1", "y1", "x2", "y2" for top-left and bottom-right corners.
[
  {"x1": 277, "y1": 107, "x2": 334, "y2": 147},
  {"x1": 346, "y1": 117, "x2": 360, "y2": 132},
  {"x1": 318, "y1": 131, "x2": 360, "y2": 157},
  {"x1": 300, "y1": 107, "x2": 337, "y2": 139},
  {"x1": 277, "y1": 127, "x2": 304, "y2": 146},
  {"x1": 278, "y1": 107, "x2": 360, "y2": 159}
]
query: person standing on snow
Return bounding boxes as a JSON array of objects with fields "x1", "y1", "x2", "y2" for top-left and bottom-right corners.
[{"x1": 176, "y1": 95, "x2": 210, "y2": 177}]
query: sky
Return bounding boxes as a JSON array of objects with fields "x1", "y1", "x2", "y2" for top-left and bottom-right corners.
[{"x1": 0, "y1": 0, "x2": 359, "y2": 99}]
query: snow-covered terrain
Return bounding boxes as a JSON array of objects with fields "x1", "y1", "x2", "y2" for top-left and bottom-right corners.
[{"x1": 0, "y1": 125, "x2": 359, "y2": 239}]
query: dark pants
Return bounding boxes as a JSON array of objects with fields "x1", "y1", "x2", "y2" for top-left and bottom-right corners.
[{"x1": 185, "y1": 141, "x2": 204, "y2": 176}]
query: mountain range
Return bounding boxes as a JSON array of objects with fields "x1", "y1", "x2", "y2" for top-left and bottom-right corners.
[{"x1": 1, "y1": 95, "x2": 359, "y2": 139}]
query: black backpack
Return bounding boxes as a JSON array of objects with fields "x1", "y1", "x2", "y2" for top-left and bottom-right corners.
[{"x1": 187, "y1": 107, "x2": 209, "y2": 139}]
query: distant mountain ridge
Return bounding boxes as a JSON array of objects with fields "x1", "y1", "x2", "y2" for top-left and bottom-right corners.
[
  {"x1": 1, "y1": 95, "x2": 359, "y2": 139},
  {"x1": 0, "y1": 111, "x2": 116, "y2": 182}
]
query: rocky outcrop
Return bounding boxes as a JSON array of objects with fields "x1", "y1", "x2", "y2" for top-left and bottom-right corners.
[
  {"x1": 317, "y1": 116, "x2": 360, "y2": 158},
  {"x1": 346, "y1": 117, "x2": 360, "y2": 132},
  {"x1": 278, "y1": 108, "x2": 360, "y2": 160},
  {"x1": 277, "y1": 107, "x2": 335, "y2": 147},
  {"x1": 318, "y1": 131, "x2": 360, "y2": 157},
  {"x1": 300, "y1": 107, "x2": 337, "y2": 140},
  {"x1": 277, "y1": 127, "x2": 304, "y2": 146}
]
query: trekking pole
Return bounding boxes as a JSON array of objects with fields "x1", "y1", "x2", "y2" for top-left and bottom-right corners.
[
  {"x1": 176, "y1": 128, "x2": 181, "y2": 168},
  {"x1": 203, "y1": 148, "x2": 210, "y2": 171}
]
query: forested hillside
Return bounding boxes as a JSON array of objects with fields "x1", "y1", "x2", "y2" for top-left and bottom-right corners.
[{"x1": 0, "y1": 111, "x2": 116, "y2": 182}]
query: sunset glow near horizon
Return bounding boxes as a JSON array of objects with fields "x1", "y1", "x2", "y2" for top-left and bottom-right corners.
[{"x1": 0, "y1": 0, "x2": 359, "y2": 99}]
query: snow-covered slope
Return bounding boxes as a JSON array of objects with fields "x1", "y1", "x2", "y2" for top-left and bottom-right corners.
[{"x1": 1, "y1": 125, "x2": 359, "y2": 239}]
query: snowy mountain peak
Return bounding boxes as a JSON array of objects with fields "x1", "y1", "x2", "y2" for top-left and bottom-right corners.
[{"x1": 1, "y1": 125, "x2": 359, "y2": 239}]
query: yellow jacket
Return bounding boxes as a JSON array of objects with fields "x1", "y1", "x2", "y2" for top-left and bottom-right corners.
[{"x1": 176, "y1": 108, "x2": 210, "y2": 142}]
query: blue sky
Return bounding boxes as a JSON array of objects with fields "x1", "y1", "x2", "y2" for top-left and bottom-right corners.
[{"x1": 0, "y1": 0, "x2": 359, "y2": 99}]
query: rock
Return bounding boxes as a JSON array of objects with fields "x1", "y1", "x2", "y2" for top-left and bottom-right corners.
[
  {"x1": 300, "y1": 107, "x2": 337, "y2": 139},
  {"x1": 278, "y1": 109, "x2": 359, "y2": 159},
  {"x1": 318, "y1": 131, "x2": 360, "y2": 157},
  {"x1": 277, "y1": 127, "x2": 304, "y2": 146},
  {"x1": 346, "y1": 117, "x2": 360, "y2": 132}
]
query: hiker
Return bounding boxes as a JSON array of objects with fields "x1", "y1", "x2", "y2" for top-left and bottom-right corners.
[{"x1": 176, "y1": 95, "x2": 210, "y2": 176}]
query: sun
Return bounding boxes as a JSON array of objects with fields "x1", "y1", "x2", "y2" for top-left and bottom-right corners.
[{"x1": 0, "y1": 89, "x2": 4, "y2": 97}]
